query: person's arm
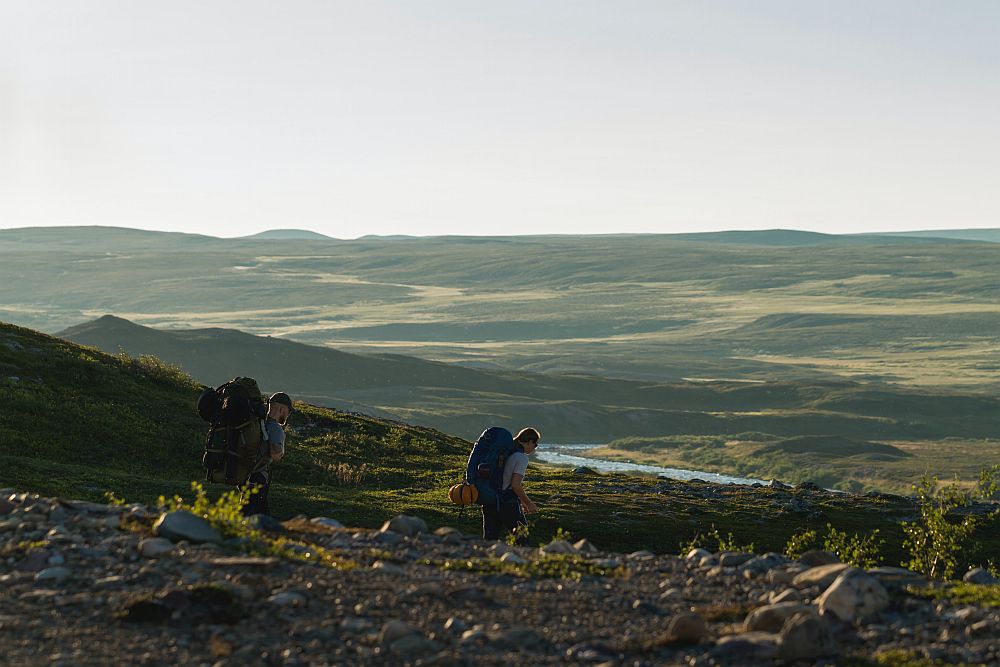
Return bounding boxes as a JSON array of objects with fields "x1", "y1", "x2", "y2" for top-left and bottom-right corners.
[{"x1": 509, "y1": 473, "x2": 538, "y2": 514}]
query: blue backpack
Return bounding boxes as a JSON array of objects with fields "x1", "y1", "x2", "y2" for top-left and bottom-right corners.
[{"x1": 465, "y1": 427, "x2": 518, "y2": 509}]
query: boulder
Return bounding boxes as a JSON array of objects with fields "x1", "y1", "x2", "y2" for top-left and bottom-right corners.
[
  {"x1": 711, "y1": 632, "x2": 779, "y2": 661},
  {"x1": 380, "y1": 515, "x2": 428, "y2": 537},
  {"x1": 153, "y1": 511, "x2": 222, "y2": 544},
  {"x1": 573, "y1": 466, "x2": 599, "y2": 475},
  {"x1": 867, "y1": 566, "x2": 927, "y2": 590},
  {"x1": 793, "y1": 563, "x2": 854, "y2": 589},
  {"x1": 797, "y1": 550, "x2": 841, "y2": 567},
  {"x1": 778, "y1": 611, "x2": 838, "y2": 661},
  {"x1": 34, "y1": 566, "x2": 71, "y2": 583},
  {"x1": 741, "y1": 553, "x2": 789, "y2": 575},
  {"x1": 137, "y1": 537, "x2": 175, "y2": 558},
  {"x1": 310, "y1": 517, "x2": 345, "y2": 529},
  {"x1": 662, "y1": 612, "x2": 707, "y2": 644},
  {"x1": 744, "y1": 602, "x2": 814, "y2": 633},
  {"x1": 816, "y1": 571, "x2": 889, "y2": 623},
  {"x1": 719, "y1": 552, "x2": 754, "y2": 568},
  {"x1": 574, "y1": 538, "x2": 599, "y2": 554},
  {"x1": 963, "y1": 568, "x2": 999, "y2": 585}
]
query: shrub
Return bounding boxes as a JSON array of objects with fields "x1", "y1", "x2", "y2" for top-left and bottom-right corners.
[
  {"x1": 823, "y1": 524, "x2": 884, "y2": 569},
  {"x1": 784, "y1": 528, "x2": 819, "y2": 559},
  {"x1": 901, "y1": 467, "x2": 1000, "y2": 580}
]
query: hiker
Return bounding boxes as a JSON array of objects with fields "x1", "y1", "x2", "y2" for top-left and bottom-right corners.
[
  {"x1": 243, "y1": 392, "x2": 292, "y2": 516},
  {"x1": 483, "y1": 427, "x2": 540, "y2": 543}
]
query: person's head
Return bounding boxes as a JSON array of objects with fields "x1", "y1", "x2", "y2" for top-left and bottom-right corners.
[
  {"x1": 268, "y1": 392, "x2": 293, "y2": 425},
  {"x1": 514, "y1": 427, "x2": 540, "y2": 454}
]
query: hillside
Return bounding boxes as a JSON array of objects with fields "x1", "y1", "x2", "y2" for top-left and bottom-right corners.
[
  {"x1": 56, "y1": 315, "x2": 1000, "y2": 492},
  {"x1": 6, "y1": 319, "x2": 1000, "y2": 565}
]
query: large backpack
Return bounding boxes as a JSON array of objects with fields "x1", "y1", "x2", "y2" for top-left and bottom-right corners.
[
  {"x1": 465, "y1": 427, "x2": 518, "y2": 509},
  {"x1": 197, "y1": 377, "x2": 267, "y2": 486}
]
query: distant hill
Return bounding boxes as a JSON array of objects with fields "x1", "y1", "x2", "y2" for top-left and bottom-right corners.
[
  {"x1": 871, "y1": 229, "x2": 1000, "y2": 244},
  {"x1": 244, "y1": 228, "x2": 335, "y2": 240}
]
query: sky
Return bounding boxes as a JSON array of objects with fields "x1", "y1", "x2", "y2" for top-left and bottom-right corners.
[{"x1": 1, "y1": 1, "x2": 998, "y2": 238}]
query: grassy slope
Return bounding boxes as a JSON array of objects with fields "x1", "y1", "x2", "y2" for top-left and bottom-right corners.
[
  {"x1": 3, "y1": 320, "x2": 1000, "y2": 568},
  {"x1": 56, "y1": 315, "x2": 1000, "y2": 492}
]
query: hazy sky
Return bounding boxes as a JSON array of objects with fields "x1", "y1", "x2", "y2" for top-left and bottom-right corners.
[{"x1": 1, "y1": 1, "x2": 997, "y2": 238}]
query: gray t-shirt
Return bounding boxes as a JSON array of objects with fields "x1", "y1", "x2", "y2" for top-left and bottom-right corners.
[
  {"x1": 502, "y1": 451, "x2": 529, "y2": 491},
  {"x1": 254, "y1": 419, "x2": 286, "y2": 479}
]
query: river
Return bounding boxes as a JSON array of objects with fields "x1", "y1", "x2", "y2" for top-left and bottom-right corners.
[{"x1": 535, "y1": 444, "x2": 769, "y2": 486}]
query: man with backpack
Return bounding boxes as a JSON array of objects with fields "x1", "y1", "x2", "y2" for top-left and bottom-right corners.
[
  {"x1": 243, "y1": 391, "x2": 293, "y2": 516},
  {"x1": 482, "y1": 427, "x2": 541, "y2": 543}
]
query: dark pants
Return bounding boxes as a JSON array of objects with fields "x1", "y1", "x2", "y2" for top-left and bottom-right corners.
[
  {"x1": 482, "y1": 495, "x2": 527, "y2": 543},
  {"x1": 242, "y1": 471, "x2": 271, "y2": 516}
]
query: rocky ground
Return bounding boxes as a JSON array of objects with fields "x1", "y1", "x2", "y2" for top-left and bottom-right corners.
[{"x1": 2, "y1": 489, "x2": 1000, "y2": 667}]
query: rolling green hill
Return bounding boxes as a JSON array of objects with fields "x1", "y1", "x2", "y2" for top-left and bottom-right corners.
[
  {"x1": 4, "y1": 319, "x2": 1000, "y2": 564},
  {"x1": 52, "y1": 314, "x2": 1000, "y2": 492},
  {"x1": 3, "y1": 225, "x2": 1000, "y2": 391}
]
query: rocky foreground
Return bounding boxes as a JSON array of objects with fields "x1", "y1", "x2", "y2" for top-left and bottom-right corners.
[{"x1": 2, "y1": 490, "x2": 999, "y2": 666}]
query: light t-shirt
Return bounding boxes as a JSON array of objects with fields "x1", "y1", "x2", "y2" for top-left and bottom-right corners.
[
  {"x1": 253, "y1": 419, "x2": 286, "y2": 479},
  {"x1": 502, "y1": 451, "x2": 529, "y2": 491}
]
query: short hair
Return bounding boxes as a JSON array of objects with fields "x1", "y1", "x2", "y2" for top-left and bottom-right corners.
[{"x1": 514, "y1": 427, "x2": 540, "y2": 444}]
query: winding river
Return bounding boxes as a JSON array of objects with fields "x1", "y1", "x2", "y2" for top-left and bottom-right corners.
[{"x1": 535, "y1": 444, "x2": 769, "y2": 486}]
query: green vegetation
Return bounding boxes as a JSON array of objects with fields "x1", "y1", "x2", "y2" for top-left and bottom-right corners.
[
  {"x1": 681, "y1": 526, "x2": 755, "y2": 555},
  {"x1": 426, "y1": 553, "x2": 620, "y2": 581},
  {"x1": 782, "y1": 525, "x2": 886, "y2": 568},
  {"x1": 3, "y1": 319, "x2": 1000, "y2": 566},
  {"x1": 902, "y1": 470, "x2": 1000, "y2": 580},
  {"x1": 910, "y1": 583, "x2": 1000, "y2": 607}
]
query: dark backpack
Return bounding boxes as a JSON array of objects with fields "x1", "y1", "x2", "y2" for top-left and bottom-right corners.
[
  {"x1": 465, "y1": 427, "x2": 518, "y2": 509},
  {"x1": 197, "y1": 377, "x2": 267, "y2": 486}
]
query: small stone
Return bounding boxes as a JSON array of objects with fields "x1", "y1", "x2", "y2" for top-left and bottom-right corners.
[
  {"x1": 372, "y1": 561, "x2": 405, "y2": 575},
  {"x1": 268, "y1": 591, "x2": 306, "y2": 606},
  {"x1": 540, "y1": 540, "x2": 577, "y2": 555},
  {"x1": 779, "y1": 611, "x2": 838, "y2": 660},
  {"x1": 573, "y1": 538, "x2": 599, "y2": 554},
  {"x1": 741, "y1": 553, "x2": 789, "y2": 575},
  {"x1": 310, "y1": 517, "x2": 345, "y2": 529},
  {"x1": 769, "y1": 588, "x2": 802, "y2": 604},
  {"x1": 389, "y1": 635, "x2": 438, "y2": 657},
  {"x1": 340, "y1": 616, "x2": 371, "y2": 633},
  {"x1": 443, "y1": 617, "x2": 467, "y2": 634},
  {"x1": 499, "y1": 552, "x2": 526, "y2": 565},
  {"x1": 380, "y1": 619, "x2": 419, "y2": 645},
  {"x1": 659, "y1": 587, "x2": 682, "y2": 601},
  {"x1": 380, "y1": 515, "x2": 428, "y2": 537},
  {"x1": 816, "y1": 571, "x2": 888, "y2": 624},
  {"x1": 488, "y1": 542, "x2": 511, "y2": 556},
  {"x1": 967, "y1": 620, "x2": 992, "y2": 637},
  {"x1": 137, "y1": 537, "x2": 175, "y2": 558},
  {"x1": 628, "y1": 550, "x2": 656, "y2": 560},
  {"x1": 17, "y1": 550, "x2": 51, "y2": 573},
  {"x1": 662, "y1": 612, "x2": 707, "y2": 643},
  {"x1": 0, "y1": 497, "x2": 14, "y2": 515},
  {"x1": 34, "y1": 567, "x2": 71, "y2": 583},
  {"x1": 686, "y1": 548, "x2": 712, "y2": 563},
  {"x1": 963, "y1": 568, "x2": 998, "y2": 585},
  {"x1": 153, "y1": 511, "x2": 222, "y2": 544}
]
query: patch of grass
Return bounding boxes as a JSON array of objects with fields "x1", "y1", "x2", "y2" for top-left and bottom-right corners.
[
  {"x1": 424, "y1": 553, "x2": 621, "y2": 581},
  {"x1": 909, "y1": 583, "x2": 1000, "y2": 607}
]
